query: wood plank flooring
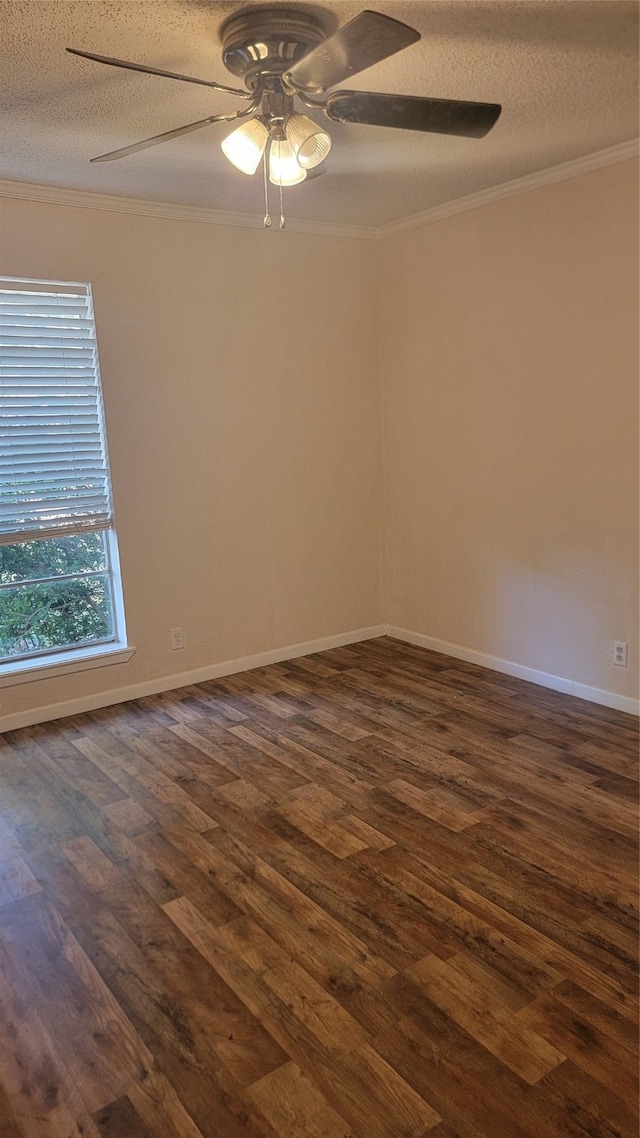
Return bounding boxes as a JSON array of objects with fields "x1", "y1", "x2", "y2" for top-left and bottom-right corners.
[{"x1": 0, "y1": 636, "x2": 637, "y2": 1137}]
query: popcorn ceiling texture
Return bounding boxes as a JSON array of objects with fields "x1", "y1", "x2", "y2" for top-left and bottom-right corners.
[{"x1": 0, "y1": 1, "x2": 638, "y2": 227}]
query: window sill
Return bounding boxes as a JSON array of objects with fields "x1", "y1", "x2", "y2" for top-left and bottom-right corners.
[{"x1": 0, "y1": 643, "x2": 136, "y2": 687}]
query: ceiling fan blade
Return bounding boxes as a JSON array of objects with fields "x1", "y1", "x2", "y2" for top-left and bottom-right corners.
[
  {"x1": 90, "y1": 111, "x2": 240, "y2": 162},
  {"x1": 67, "y1": 47, "x2": 251, "y2": 99},
  {"x1": 285, "y1": 10, "x2": 420, "y2": 94},
  {"x1": 325, "y1": 91, "x2": 502, "y2": 138}
]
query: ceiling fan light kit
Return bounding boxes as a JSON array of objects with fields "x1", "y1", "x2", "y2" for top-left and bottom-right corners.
[
  {"x1": 284, "y1": 114, "x2": 332, "y2": 169},
  {"x1": 220, "y1": 111, "x2": 330, "y2": 188},
  {"x1": 67, "y1": 6, "x2": 502, "y2": 228},
  {"x1": 269, "y1": 136, "x2": 307, "y2": 186},
  {"x1": 220, "y1": 117, "x2": 269, "y2": 176}
]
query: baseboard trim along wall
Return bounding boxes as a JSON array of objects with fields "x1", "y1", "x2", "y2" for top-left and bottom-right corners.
[
  {"x1": 0, "y1": 625, "x2": 386, "y2": 733},
  {"x1": 3, "y1": 621, "x2": 637, "y2": 732},
  {"x1": 386, "y1": 625, "x2": 640, "y2": 717}
]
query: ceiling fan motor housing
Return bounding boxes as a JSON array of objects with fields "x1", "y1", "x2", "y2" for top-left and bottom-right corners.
[{"x1": 220, "y1": 8, "x2": 327, "y2": 88}]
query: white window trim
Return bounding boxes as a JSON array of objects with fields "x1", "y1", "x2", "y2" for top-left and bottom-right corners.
[
  {"x1": 0, "y1": 531, "x2": 134, "y2": 685},
  {"x1": 0, "y1": 640, "x2": 135, "y2": 687},
  {"x1": 1, "y1": 277, "x2": 132, "y2": 681}
]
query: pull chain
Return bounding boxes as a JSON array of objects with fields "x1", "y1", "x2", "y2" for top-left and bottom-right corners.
[
  {"x1": 262, "y1": 149, "x2": 272, "y2": 229},
  {"x1": 279, "y1": 181, "x2": 286, "y2": 230}
]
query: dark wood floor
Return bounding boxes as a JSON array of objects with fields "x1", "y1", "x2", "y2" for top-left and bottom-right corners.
[{"x1": 0, "y1": 637, "x2": 637, "y2": 1138}]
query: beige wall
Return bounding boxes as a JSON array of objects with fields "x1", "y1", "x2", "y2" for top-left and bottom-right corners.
[
  {"x1": 0, "y1": 199, "x2": 383, "y2": 722},
  {"x1": 380, "y1": 160, "x2": 639, "y2": 700},
  {"x1": 1, "y1": 158, "x2": 638, "y2": 725}
]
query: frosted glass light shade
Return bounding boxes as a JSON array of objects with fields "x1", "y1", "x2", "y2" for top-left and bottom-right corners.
[
  {"x1": 221, "y1": 118, "x2": 269, "y2": 175},
  {"x1": 269, "y1": 138, "x2": 307, "y2": 186},
  {"x1": 285, "y1": 114, "x2": 332, "y2": 169}
]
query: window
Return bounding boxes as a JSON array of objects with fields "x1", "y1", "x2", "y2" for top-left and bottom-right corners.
[{"x1": 0, "y1": 277, "x2": 130, "y2": 680}]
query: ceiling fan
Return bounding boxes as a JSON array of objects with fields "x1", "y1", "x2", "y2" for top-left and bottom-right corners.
[{"x1": 67, "y1": 7, "x2": 501, "y2": 224}]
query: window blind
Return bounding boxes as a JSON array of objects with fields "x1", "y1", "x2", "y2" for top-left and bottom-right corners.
[{"x1": 0, "y1": 279, "x2": 114, "y2": 546}]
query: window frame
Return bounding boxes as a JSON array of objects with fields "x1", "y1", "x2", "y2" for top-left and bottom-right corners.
[{"x1": 0, "y1": 276, "x2": 133, "y2": 684}]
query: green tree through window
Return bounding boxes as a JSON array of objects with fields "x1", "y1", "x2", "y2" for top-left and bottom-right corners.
[{"x1": 0, "y1": 533, "x2": 114, "y2": 660}]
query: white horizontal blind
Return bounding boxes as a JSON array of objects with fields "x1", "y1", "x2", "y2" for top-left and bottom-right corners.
[{"x1": 0, "y1": 279, "x2": 113, "y2": 546}]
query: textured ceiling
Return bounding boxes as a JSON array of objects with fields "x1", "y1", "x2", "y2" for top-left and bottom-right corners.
[{"x1": 1, "y1": 1, "x2": 638, "y2": 228}]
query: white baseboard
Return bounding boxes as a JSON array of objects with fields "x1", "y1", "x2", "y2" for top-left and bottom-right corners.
[
  {"x1": 386, "y1": 625, "x2": 639, "y2": 717},
  {"x1": 3, "y1": 621, "x2": 637, "y2": 731},
  {"x1": 0, "y1": 624, "x2": 386, "y2": 733}
]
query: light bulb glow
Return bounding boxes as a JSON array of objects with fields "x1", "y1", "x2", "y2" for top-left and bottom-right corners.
[
  {"x1": 268, "y1": 138, "x2": 307, "y2": 186},
  {"x1": 285, "y1": 114, "x2": 332, "y2": 169},
  {"x1": 221, "y1": 118, "x2": 269, "y2": 175}
]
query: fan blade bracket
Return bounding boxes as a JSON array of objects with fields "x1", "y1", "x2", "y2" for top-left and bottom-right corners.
[
  {"x1": 66, "y1": 47, "x2": 251, "y2": 99},
  {"x1": 89, "y1": 114, "x2": 222, "y2": 162},
  {"x1": 325, "y1": 90, "x2": 502, "y2": 138},
  {"x1": 89, "y1": 94, "x2": 262, "y2": 162},
  {"x1": 285, "y1": 10, "x2": 420, "y2": 94}
]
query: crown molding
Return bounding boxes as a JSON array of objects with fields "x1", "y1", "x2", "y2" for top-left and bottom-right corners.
[
  {"x1": 374, "y1": 138, "x2": 640, "y2": 239},
  {"x1": 0, "y1": 138, "x2": 637, "y2": 240},
  {"x1": 0, "y1": 179, "x2": 375, "y2": 240}
]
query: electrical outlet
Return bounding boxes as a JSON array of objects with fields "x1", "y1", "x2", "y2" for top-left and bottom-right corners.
[
  {"x1": 612, "y1": 641, "x2": 628, "y2": 667},
  {"x1": 170, "y1": 627, "x2": 184, "y2": 651}
]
